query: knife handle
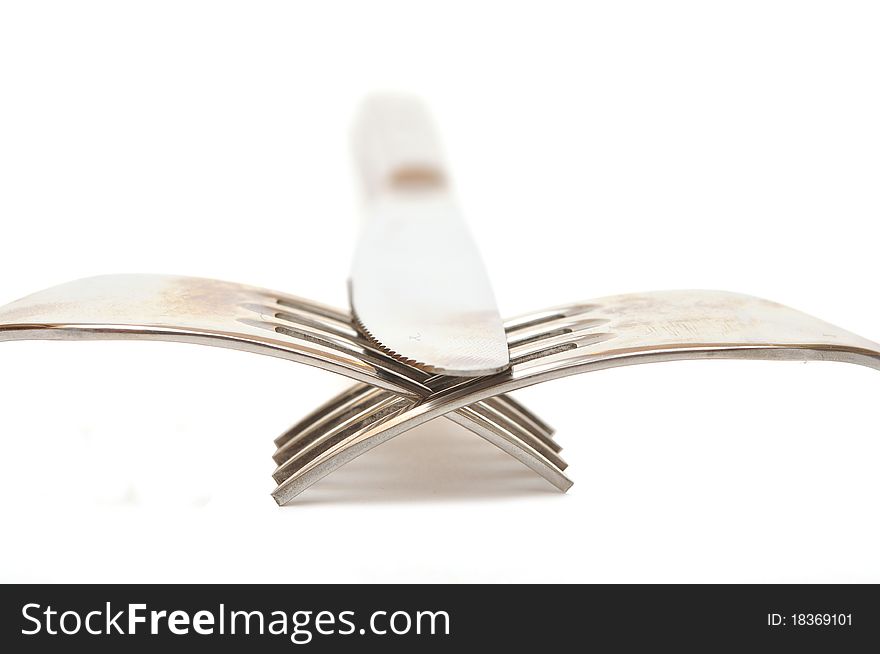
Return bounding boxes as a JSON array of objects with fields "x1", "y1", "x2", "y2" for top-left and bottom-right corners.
[{"x1": 352, "y1": 94, "x2": 449, "y2": 199}]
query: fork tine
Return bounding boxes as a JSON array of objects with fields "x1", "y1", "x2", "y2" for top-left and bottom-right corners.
[
  {"x1": 270, "y1": 287, "x2": 583, "y2": 398},
  {"x1": 273, "y1": 386, "x2": 385, "y2": 463},
  {"x1": 503, "y1": 303, "x2": 600, "y2": 332},
  {"x1": 488, "y1": 395, "x2": 555, "y2": 439},
  {"x1": 271, "y1": 292, "x2": 352, "y2": 324},
  {"x1": 264, "y1": 306, "x2": 576, "y2": 487},
  {"x1": 272, "y1": 387, "x2": 386, "y2": 467},
  {"x1": 464, "y1": 401, "x2": 566, "y2": 470},
  {"x1": 269, "y1": 323, "x2": 428, "y2": 383},
  {"x1": 273, "y1": 383, "x2": 557, "y2": 458},
  {"x1": 271, "y1": 386, "x2": 567, "y2": 491},
  {"x1": 445, "y1": 409, "x2": 572, "y2": 491},
  {"x1": 507, "y1": 316, "x2": 610, "y2": 348},
  {"x1": 510, "y1": 326, "x2": 614, "y2": 360},
  {"x1": 272, "y1": 393, "x2": 572, "y2": 496},
  {"x1": 273, "y1": 384, "x2": 372, "y2": 448},
  {"x1": 266, "y1": 300, "x2": 570, "y2": 472},
  {"x1": 269, "y1": 295, "x2": 613, "y2": 492},
  {"x1": 273, "y1": 394, "x2": 410, "y2": 485},
  {"x1": 272, "y1": 386, "x2": 569, "y2": 483},
  {"x1": 481, "y1": 397, "x2": 561, "y2": 454}
]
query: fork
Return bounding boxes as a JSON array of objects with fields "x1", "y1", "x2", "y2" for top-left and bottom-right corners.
[
  {"x1": 270, "y1": 290, "x2": 880, "y2": 504},
  {"x1": 0, "y1": 274, "x2": 570, "y2": 489}
]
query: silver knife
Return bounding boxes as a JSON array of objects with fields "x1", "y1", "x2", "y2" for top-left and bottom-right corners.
[{"x1": 349, "y1": 94, "x2": 510, "y2": 376}]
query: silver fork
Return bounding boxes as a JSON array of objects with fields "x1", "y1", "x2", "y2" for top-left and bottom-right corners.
[
  {"x1": 0, "y1": 274, "x2": 571, "y2": 489},
  {"x1": 270, "y1": 290, "x2": 880, "y2": 504}
]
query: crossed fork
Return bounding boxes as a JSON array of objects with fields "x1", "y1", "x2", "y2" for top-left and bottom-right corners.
[{"x1": 2, "y1": 273, "x2": 878, "y2": 504}]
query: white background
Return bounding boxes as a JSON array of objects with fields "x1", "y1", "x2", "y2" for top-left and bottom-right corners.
[{"x1": 1, "y1": 1, "x2": 878, "y2": 583}]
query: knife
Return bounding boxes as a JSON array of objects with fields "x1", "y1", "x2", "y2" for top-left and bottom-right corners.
[{"x1": 349, "y1": 94, "x2": 510, "y2": 376}]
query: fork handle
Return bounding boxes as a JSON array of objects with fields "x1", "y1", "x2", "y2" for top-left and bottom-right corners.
[{"x1": 352, "y1": 93, "x2": 449, "y2": 199}]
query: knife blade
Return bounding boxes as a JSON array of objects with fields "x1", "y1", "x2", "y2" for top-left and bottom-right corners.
[{"x1": 349, "y1": 94, "x2": 510, "y2": 376}]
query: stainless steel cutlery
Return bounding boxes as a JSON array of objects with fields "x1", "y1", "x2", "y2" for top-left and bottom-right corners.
[
  {"x1": 2, "y1": 95, "x2": 878, "y2": 504},
  {"x1": 2, "y1": 276, "x2": 878, "y2": 503}
]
